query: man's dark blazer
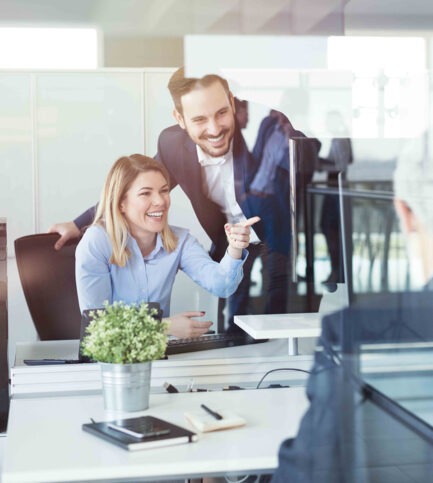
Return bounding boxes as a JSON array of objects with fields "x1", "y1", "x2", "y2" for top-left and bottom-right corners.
[{"x1": 252, "y1": 114, "x2": 278, "y2": 163}]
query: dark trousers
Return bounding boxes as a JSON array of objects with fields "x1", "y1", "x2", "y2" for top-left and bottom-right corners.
[
  {"x1": 320, "y1": 193, "x2": 344, "y2": 283},
  {"x1": 226, "y1": 243, "x2": 289, "y2": 333}
]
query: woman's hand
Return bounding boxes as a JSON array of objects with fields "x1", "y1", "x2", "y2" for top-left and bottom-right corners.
[
  {"x1": 164, "y1": 311, "x2": 213, "y2": 338},
  {"x1": 224, "y1": 216, "x2": 261, "y2": 259}
]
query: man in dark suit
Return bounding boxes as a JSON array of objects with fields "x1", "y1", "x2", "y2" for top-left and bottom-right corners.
[{"x1": 49, "y1": 68, "x2": 299, "y2": 331}]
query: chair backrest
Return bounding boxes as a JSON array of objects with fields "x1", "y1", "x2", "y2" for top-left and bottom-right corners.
[{"x1": 14, "y1": 233, "x2": 81, "y2": 340}]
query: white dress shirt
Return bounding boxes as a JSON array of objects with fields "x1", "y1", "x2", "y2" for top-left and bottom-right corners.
[{"x1": 196, "y1": 144, "x2": 260, "y2": 243}]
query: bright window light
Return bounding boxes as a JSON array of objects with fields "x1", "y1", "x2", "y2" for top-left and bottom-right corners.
[
  {"x1": 328, "y1": 36, "x2": 426, "y2": 74},
  {"x1": 328, "y1": 36, "x2": 427, "y2": 138},
  {"x1": 0, "y1": 28, "x2": 98, "y2": 69}
]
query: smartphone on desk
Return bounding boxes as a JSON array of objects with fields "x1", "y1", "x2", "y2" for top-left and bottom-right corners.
[{"x1": 107, "y1": 417, "x2": 171, "y2": 439}]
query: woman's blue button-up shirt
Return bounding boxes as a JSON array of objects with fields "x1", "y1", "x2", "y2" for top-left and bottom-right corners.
[{"x1": 75, "y1": 224, "x2": 246, "y2": 316}]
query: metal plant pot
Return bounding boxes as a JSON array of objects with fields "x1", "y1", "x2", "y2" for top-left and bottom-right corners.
[{"x1": 100, "y1": 361, "x2": 152, "y2": 412}]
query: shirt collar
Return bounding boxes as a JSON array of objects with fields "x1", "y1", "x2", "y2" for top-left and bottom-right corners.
[
  {"x1": 129, "y1": 232, "x2": 165, "y2": 260},
  {"x1": 196, "y1": 141, "x2": 233, "y2": 167}
]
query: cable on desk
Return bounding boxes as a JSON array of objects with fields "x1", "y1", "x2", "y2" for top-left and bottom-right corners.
[
  {"x1": 256, "y1": 367, "x2": 312, "y2": 389},
  {"x1": 163, "y1": 382, "x2": 179, "y2": 393}
]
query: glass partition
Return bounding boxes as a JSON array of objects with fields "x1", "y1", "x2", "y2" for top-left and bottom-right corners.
[{"x1": 2, "y1": 63, "x2": 433, "y2": 369}]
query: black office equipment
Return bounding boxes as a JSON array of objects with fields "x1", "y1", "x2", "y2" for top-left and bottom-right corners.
[
  {"x1": 165, "y1": 332, "x2": 263, "y2": 355},
  {"x1": 14, "y1": 233, "x2": 82, "y2": 340},
  {"x1": 82, "y1": 415, "x2": 197, "y2": 451},
  {"x1": 21, "y1": 332, "x2": 265, "y2": 365},
  {"x1": 23, "y1": 358, "x2": 81, "y2": 365},
  {"x1": 80, "y1": 304, "x2": 264, "y2": 358}
]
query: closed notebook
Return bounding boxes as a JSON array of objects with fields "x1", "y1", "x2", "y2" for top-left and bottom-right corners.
[
  {"x1": 82, "y1": 415, "x2": 198, "y2": 451},
  {"x1": 184, "y1": 409, "x2": 246, "y2": 432}
]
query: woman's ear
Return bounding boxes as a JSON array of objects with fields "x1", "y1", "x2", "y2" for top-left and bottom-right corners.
[{"x1": 394, "y1": 198, "x2": 416, "y2": 234}]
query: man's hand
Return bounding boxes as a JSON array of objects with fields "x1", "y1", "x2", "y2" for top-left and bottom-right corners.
[
  {"x1": 164, "y1": 311, "x2": 213, "y2": 338},
  {"x1": 224, "y1": 216, "x2": 261, "y2": 259},
  {"x1": 250, "y1": 189, "x2": 269, "y2": 198},
  {"x1": 47, "y1": 221, "x2": 81, "y2": 250}
]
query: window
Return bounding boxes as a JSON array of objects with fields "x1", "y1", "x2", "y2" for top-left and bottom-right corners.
[{"x1": 0, "y1": 28, "x2": 99, "y2": 69}]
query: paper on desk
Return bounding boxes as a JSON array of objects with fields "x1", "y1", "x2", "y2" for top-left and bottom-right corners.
[{"x1": 184, "y1": 409, "x2": 246, "y2": 432}]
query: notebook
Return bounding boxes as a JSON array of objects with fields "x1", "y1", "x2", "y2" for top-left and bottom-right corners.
[
  {"x1": 82, "y1": 415, "x2": 197, "y2": 451},
  {"x1": 184, "y1": 408, "x2": 246, "y2": 432}
]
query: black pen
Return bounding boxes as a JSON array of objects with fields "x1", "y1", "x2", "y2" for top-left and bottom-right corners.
[{"x1": 200, "y1": 403, "x2": 223, "y2": 420}]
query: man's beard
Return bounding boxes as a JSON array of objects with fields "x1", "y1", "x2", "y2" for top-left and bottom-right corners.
[{"x1": 190, "y1": 127, "x2": 234, "y2": 158}]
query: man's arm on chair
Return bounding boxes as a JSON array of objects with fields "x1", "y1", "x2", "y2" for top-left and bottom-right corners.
[{"x1": 48, "y1": 206, "x2": 96, "y2": 250}]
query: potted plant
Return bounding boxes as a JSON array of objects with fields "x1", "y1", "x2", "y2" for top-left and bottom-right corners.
[{"x1": 81, "y1": 301, "x2": 168, "y2": 412}]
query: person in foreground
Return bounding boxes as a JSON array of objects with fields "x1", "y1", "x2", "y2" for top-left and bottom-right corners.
[
  {"x1": 75, "y1": 154, "x2": 259, "y2": 339},
  {"x1": 270, "y1": 135, "x2": 433, "y2": 482}
]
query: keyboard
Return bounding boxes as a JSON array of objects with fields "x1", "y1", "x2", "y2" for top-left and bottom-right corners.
[
  {"x1": 166, "y1": 333, "x2": 266, "y2": 355},
  {"x1": 23, "y1": 334, "x2": 266, "y2": 365}
]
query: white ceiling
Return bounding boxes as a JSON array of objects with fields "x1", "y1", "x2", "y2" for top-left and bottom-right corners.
[{"x1": 0, "y1": 0, "x2": 433, "y2": 37}]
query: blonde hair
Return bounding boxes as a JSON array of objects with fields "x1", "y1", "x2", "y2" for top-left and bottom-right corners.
[{"x1": 94, "y1": 154, "x2": 178, "y2": 267}]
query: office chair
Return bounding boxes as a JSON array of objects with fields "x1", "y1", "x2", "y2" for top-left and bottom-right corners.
[{"x1": 14, "y1": 233, "x2": 82, "y2": 340}]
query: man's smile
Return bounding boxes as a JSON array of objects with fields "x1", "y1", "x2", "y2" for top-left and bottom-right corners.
[{"x1": 202, "y1": 130, "x2": 228, "y2": 146}]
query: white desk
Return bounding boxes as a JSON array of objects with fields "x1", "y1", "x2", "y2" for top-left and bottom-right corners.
[
  {"x1": 233, "y1": 285, "x2": 349, "y2": 355},
  {"x1": 11, "y1": 339, "x2": 313, "y2": 397},
  {"x1": 234, "y1": 313, "x2": 322, "y2": 355},
  {"x1": 2, "y1": 387, "x2": 309, "y2": 483}
]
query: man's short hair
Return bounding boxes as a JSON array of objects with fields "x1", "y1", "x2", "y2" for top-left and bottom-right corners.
[{"x1": 167, "y1": 67, "x2": 231, "y2": 115}]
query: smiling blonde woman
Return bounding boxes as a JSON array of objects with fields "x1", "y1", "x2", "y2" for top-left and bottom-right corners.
[{"x1": 75, "y1": 154, "x2": 259, "y2": 338}]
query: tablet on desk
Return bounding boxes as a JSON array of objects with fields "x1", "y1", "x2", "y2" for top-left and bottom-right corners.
[{"x1": 23, "y1": 358, "x2": 82, "y2": 365}]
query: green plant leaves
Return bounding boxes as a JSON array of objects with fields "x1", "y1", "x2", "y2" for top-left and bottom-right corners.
[{"x1": 81, "y1": 301, "x2": 168, "y2": 364}]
